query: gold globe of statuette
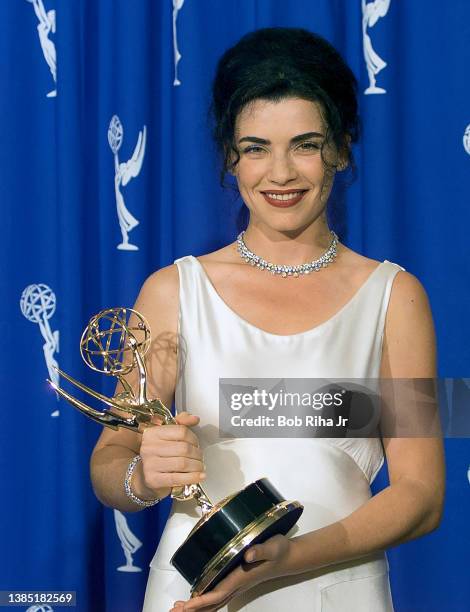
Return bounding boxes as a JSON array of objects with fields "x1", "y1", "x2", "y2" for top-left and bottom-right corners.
[{"x1": 80, "y1": 307, "x2": 151, "y2": 376}]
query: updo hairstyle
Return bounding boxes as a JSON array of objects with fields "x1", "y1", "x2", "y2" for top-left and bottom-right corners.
[{"x1": 210, "y1": 27, "x2": 360, "y2": 187}]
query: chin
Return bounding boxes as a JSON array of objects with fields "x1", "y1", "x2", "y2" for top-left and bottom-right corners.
[
  {"x1": 253, "y1": 210, "x2": 320, "y2": 234},
  {"x1": 261, "y1": 222, "x2": 313, "y2": 237}
]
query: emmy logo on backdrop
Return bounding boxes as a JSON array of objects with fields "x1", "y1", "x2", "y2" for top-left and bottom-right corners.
[
  {"x1": 108, "y1": 115, "x2": 147, "y2": 251},
  {"x1": 173, "y1": 0, "x2": 185, "y2": 85},
  {"x1": 114, "y1": 509, "x2": 143, "y2": 572},
  {"x1": 25, "y1": 0, "x2": 57, "y2": 97},
  {"x1": 20, "y1": 283, "x2": 60, "y2": 417},
  {"x1": 362, "y1": 0, "x2": 391, "y2": 94},
  {"x1": 463, "y1": 124, "x2": 470, "y2": 155}
]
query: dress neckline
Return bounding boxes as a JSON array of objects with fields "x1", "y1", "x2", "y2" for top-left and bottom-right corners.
[{"x1": 189, "y1": 255, "x2": 388, "y2": 339}]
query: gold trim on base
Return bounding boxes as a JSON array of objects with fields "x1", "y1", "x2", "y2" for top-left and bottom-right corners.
[{"x1": 191, "y1": 500, "x2": 302, "y2": 597}]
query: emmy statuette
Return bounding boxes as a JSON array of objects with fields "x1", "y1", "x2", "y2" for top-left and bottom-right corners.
[{"x1": 49, "y1": 307, "x2": 303, "y2": 596}]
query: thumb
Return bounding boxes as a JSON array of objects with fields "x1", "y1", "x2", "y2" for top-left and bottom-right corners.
[
  {"x1": 149, "y1": 411, "x2": 200, "y2": 426},
  {"x1": 174, "y1": 411, "x2": 200, "y2": 425}
]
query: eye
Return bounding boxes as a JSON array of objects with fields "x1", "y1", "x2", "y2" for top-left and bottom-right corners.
[
  {"x1": 242, "y1": 145, "x2": 265, "y2": 154},
  {"x1": 296, "y1": 141, "x2": 321, "y2": 152}
]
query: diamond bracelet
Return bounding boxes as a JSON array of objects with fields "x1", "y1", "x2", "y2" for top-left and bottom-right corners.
[{"x1": 124, "y1": 455, "x2": 161, "y2": 508}]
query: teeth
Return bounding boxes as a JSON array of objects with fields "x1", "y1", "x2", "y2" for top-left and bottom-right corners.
[{"x1": 264, "y1": 191, "x2": 304, "y2": 201}]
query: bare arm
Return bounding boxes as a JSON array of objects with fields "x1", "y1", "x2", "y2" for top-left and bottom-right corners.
[
  {"x1": 277, "y1": 270, "x2": 445, "y2": 575},
  {"x1": 89, "y1": 264, "x2": 205, "y2": 513}
]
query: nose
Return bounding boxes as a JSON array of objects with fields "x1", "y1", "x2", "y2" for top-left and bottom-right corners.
[{"x1": 266, "y1": 153, "x2": 298, "y2": 184}]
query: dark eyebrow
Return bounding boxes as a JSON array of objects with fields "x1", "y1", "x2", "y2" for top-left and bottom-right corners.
[{"x1": 238, "y1": 131, "x2": 324, "y2": 145}]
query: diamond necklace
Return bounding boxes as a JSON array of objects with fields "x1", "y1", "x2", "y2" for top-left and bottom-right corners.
[{"x1": 236, "y1": 230, "x2": 339, "y2": 278}]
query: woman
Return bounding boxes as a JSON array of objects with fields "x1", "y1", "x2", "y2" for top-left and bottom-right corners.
[{"x1": 90, "y1": 28, "x2": 445, "y2": 611}]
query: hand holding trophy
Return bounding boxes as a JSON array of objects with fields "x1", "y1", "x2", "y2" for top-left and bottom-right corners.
[{"x1": 49, "y1": 307, "x2": 303, "y2": 596}]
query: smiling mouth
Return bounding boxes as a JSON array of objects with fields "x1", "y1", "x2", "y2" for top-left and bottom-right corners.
[{"x1": 261, "y1": 190, "x2": 308, "y2": 207}]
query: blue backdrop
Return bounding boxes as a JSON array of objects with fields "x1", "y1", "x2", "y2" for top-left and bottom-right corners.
[{"x1": 1, "y1": 1, "x2": 469, "y2": 611}]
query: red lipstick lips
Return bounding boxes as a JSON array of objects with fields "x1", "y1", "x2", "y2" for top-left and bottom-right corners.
[{"x1": 261, "y1": 189, "x2": 308, "y2": 208}]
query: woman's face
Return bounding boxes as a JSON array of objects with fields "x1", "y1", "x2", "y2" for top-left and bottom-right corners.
[{"x1": 232, "y1": 97, "x2": 343, "y2": 234}]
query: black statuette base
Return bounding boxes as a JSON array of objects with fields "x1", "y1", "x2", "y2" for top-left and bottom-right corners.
[{"x1": 170, "y1": 478, "x2": 304, "y2": 595}]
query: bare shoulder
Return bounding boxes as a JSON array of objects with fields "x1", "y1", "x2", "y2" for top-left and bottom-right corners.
[
  {"x1": 383, "y1": 268, "x2": 436, "y2": 377},
  {"x1": 140, "y1": 262, "x2": 180, "y2": 297},
  {"x1": 387, "y1": 268, "x2": 433, "y2": 321},
  {"x1": 132, "y1": 263, "x2": 180, "y2": 338},
  {"x1": 138, "y1": 263, "x2": 179, "y2": 308},
  {"x1": 339, "y1": 246, "x2": 428, "y2": 303},
  {"x1": 339, "y1": 245, "x2": 436, "y2": 376},
  {"x1": 92, "y1": 264, "x2": 180, "y2": 454},
  {"x1": 131, "y1": 264, "x2": 180, "y2": 396}
]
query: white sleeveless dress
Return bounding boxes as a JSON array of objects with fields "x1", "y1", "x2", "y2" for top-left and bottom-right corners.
[{"x1": 143, "y1": 255, "x2": 404, "y2": 612}]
